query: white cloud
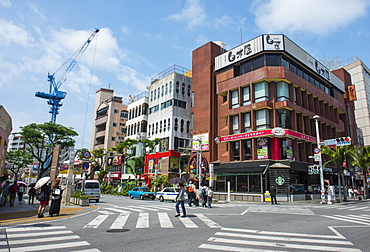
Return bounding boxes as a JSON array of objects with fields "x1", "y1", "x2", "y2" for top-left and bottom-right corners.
[
  {"x1": 27, "y1": 1, "x2": 46, "y2": 21},
  {"x1": 253, "y1": 0, "x2": 370, "y2": 36},
  {"x1": 0, "y1": 19, "x2": 35, "y2": 47},
  {"x1": 0, "y1": 0, "x2": 11, "y2": 7},
  {"x1": 167, "y1": 0, "x2": 206, "y2": 30}
]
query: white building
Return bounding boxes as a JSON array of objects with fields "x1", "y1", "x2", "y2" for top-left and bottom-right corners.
[{"x1": 343, "y1": 59, "x2": 370, "y2": 146}]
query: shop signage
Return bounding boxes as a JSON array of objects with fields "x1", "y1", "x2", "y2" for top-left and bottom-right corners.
[
  {"x1": 272, "y1": 127, "x2": 286, "y2": 137},
  {"x1": 275, "y1": 176, "x2": 285, "y2": 186}
]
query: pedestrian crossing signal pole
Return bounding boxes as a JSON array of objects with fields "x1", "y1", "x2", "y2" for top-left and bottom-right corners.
[{"x1": 313, "y1": 115, "x2": 326, "y2": 204}]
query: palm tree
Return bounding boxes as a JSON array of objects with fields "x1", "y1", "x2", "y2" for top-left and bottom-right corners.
[
  {"x1": 321, "y1": 145, "x2": 352, "y2": 202},
  {"x1": 348, "y1": 146, "x2": 370, "y2": 199}
]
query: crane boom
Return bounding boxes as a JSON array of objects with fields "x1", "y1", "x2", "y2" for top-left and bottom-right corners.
[{"x1": 35, "y1": 28, "x2": 100, "y2": 123}]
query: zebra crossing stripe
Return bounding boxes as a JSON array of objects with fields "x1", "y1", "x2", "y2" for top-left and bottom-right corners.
[
  {"x1": 84, "y1": 215, "x2": 109, "y2": 228},
  {"x1": 98, "y1": 210, "x2": 115, "y2": 215},
  {"x1": 129, "y1": 206, "x2": 160, "y2": 211},
  {"x1": 109, "y1": 213, "x2": 130, "y2": 229},
  {"x1": 104, "y1": 207, "x2": 131, "y2": 214},
  {"x1": 9, "y1": 235, "x2": 80, "y2": 245},
  {"x1": 10, "y1": 241, "x2": 92, "y2": 252},
  {"x1": 6, "y1": 226, "x2": 66, "y2": 232},
  {"x1": 206, "y1": 237, "x2": 361, "y2": 252},
  {"x1": 323, "y1": 215, "x2": 370, "y2": 225},
  {"x1": 179, "y1": 216, "x2": 198, "y2": 228},
  {"x1": 198, "y1": 243, "x2": 286, "y2": 252},
  {"x1": 114, "y1": 206, "x2": 144, "y2": 212},
  {"x1": 7, "y1": 230, "x2": 73, "y2": 238},
  {"x1": 158, "y1": 213, "x2": 173, "y2": 228},
  {"x1": 349, "y1": 207, "x2": 368, "y2": 210},
  {"x1": 194, "y1": 214, "x2": 221, "y2": 228},
  {"x1": 136, "y1": 213, "x2": 149, "y2": 228},
  {"x1": 69, "y1": 249, "x2": 101, "y2": 252}
]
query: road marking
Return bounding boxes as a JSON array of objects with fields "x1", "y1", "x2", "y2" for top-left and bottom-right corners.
[
  {"x1": 199, "y1": 244, "x2": 287, "y2": 252},
  {"x1": 194, "y1": 214, "x2": 221, "y2": 228},
  {"x1": 323, "y1": 215, "x2": 370, "y2": 225},
  {"x1": 7, "y1": 230, "x2": 73, "y2": 238},
  {"x1": 104, "y1": 207, "x2": 131, "y2": 214},
  {"x1": 69, "y1": 249, "x2": 101, "y2": 252},
  {"x1": 110, "y1": 213, "x2": 129, "y2": 229},
  {"x1": 97, "y1": 210, "x2": 114, "y2": 215},
  {"x1": 240, "y1": 210, "x2": 248, "y2": 215},
  {"x1": 11, "y1": 241, "x2": 91, "y2": 252},
  {"x1": 136, "y1": 212, "x2": 149, "y2": 228},
  {"x1": 158, "y1": 212, "x2": 173, "y2": 228},
  {"x1": 84, "y1": 215, "x2": 109, "y2": 228},
  {"x1": 9, "y1": 235, "x2": 80, "y2": 245},
  {"x1": 178, "y1": 216, "x2": 198, "y2": 228},
  {"x1": 6, "y1": 226, "x2": 66, "y2": 232}
]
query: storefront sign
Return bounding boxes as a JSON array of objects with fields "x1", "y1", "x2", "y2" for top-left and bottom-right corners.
[
  {"x1": 275, "y1": 176, "x2": 285, "y2": 186},
  {"x1": 272, "y1": 127, "x2": 286, "y2": 137}
]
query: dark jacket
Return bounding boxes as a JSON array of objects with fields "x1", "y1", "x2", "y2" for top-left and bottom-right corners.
[{"x1": 269, "y1": 186, "x2": 277, "y2": 196}]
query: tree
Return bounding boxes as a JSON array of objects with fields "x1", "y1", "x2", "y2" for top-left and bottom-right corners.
[
  {"x1": 321, "y1": 145, "x2": 352, "y2": 202},
  {"x1": 348, "y1": 146, "x2": 370, "y2": 199},
  {"x1": 20, "y1": 122, "x2": 78, "y2": 179},
  {"x1": 6, "y1": 149, "x2": 33, "y2": 180},
  {"x1": 86, "y1": 148, "x2": 111, "y2": 180},
  {"x1": 111, "y1": 138, "x2": 139, "y2": 177}
]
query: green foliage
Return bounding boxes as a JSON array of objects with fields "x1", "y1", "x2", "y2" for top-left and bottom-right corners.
[
  {"x1": 71, "y1": 190, "x2": 89, "y2": 199},
  {"x1": 6, "y1": 149, "x2": 33, "y2": 178},
  {"x1": 97, "y1": 170, "x2": 109, "y2": 183},
  {"x1": 100, "y1": 180, "x2": 137, "y2": 196},
  {"x1": 150, "y1": 175, "x2": 170, "y2": 192}
]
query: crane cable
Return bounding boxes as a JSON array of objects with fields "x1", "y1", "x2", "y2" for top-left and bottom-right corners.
[{"x1": 81, "y1": 30, "x2": 99, "y2": 149}]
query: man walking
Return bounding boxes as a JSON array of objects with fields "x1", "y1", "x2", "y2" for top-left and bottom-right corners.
[
  {"x1": 175, "y1": 183, "x2": 186, "y2": 217},
  {"x1": 270, "y1": 185, "x2": 277, "y2": 204},
  {"x1": 187, "y1": 181, "x2": 196, "y2": 207}
]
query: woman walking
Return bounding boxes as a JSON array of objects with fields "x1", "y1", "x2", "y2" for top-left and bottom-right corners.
[
  {"x1": 175, "y1": 183, "x2": 186, "y2": 217},
  {"x1": 37, "y1": 183, "x2": 50, "y2": 218},
  {"x1": 49, "y1": 179, "x2": 63, "y2": 217}
]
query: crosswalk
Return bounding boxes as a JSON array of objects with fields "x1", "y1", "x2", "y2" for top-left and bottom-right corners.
[
  {"x1": 322, "y1": 214, "x2": 370, "y2": 225},
  {"x1": 83, "y1": 209, "x2": 221, "y2": 229},
  {"x1": 309, "y1": 204, "x2": 370, "y2": 212},
  {"x1": 198, "y1": 227, "x2": 361, "y2": 251},
  {"x1": 0, "y1": 226, "x2": 100, "y2": 252}
]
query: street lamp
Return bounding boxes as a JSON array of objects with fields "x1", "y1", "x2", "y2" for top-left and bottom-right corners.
[{"x1": 313, "y1": 115, "x2": 326, "y2": 204}]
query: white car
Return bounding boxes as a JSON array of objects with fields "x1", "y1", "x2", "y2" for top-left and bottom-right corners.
[{"x1": 156, "y1": 187, "x2": 180, "y2": 202}]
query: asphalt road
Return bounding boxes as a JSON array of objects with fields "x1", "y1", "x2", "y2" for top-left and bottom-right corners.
[{"x1": 3, "y1": 195, "x2": 370, "y2": 252}]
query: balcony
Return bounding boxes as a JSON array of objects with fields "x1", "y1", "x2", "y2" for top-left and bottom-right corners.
[
  {"x1": 95, "y1": 115, "x2": 108, "y2": 126},
  {"x1": 96, "y1": 131, "x2": 106, "y2": 138}
]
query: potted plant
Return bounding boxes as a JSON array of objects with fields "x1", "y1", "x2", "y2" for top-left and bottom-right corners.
[{"x1": 70, "y1": 191, "x2": 90, "y2": 206}]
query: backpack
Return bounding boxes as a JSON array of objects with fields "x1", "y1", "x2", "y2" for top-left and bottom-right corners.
[
  {"x1": 188, "y1": 185, "x2": 194, "y2": 193},
  {"x1": 37, "y1": 192, "x2": 45, "y2": 201},
  {"x1": 201, "y1": 187, "x2": 207, "y2": 195},
  {"x1": 11, "y1": 184, "x2": 18, "y2": 193}
]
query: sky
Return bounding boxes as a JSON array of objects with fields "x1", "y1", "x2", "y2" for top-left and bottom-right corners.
[{"x1": 1, "y1": 0, "x2": 370, "y2": 149}]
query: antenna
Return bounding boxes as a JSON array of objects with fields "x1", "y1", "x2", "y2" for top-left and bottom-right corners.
[
  {"x1": 240, "y1": 27, "x2": 243, "y2": 44},
  {"x1": 108, "y1": 82, "x2": 111, "y2": 89}
]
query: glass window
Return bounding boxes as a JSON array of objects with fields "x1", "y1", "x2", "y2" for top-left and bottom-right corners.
[
  {"x1": 160, "y1": 121, "x2": 162, "y2": 133},
  {"x1": 168, "y1": 118, "x2": 170, "y2": 131},
  {"x1": 243, "y1": 112, "x2": 251, "y2": 132},
  {"x1": 281, "y1": 138, "x2": 293, "y2": 159},
  {"x1": 231, "y1": 115, "x2": 239, "y2": 134},
  {"x1": 243, "y1": 139, "x2": 252, "y2": 160},
  {"x1": 176, "y1": 81, "x2": 179, "y2": 93},
  {"x1": 278, "y1": 109, "x2": 292, "y2": 129},
  {"x1": 182, "y1": 83, "x2": 185, "y2": 95},
  {"x1": 231, "y1": 141, "x2": 240, "y2": 160},
  {"x1": 241, "y1": 60, "x2": 252, "y2": 75},
  {"x1": 148, "y1": 125, "x2": 151, "y2": 136},
  {"x1": 165, "y1": 83, "x2": 168, "y2": 95},
  {"x1": 163, "y1": 119, "x2": 166, "y2": 132},
  {"x1": 155, "y1": 122, "x2": 158, "y2": 134},
  {"x1": 154, "y1": 89, "x2": 156, "y2": 100},
  {"x1": 266, "y1": 54, "x2": 280, "y2": 66},
  {"x1": 150, "y1": 91, "x2": 153, "y2": 102},
  {"x1": 186, "y1": 120, "x2": 190, "y2": 133},
  {"x1": 161, "y1": 85, "x2": 164, "y2": 97},
  {"x1": 114, "y1": 109, "x2": 118, "y2": 114},
  {"x1": 256, "y1": 138, "x2": 268, "y2": 159},
  {"x1": 252, "y1": 55, "x2": 264, "y2": 70},
  {"x1": 282, "y1": 56, "x2": 289, "y2": 69},
  {"x1": 277, "y1": 81, "x2": 290, "y2": 101},
  {"x1": 174, "y1": 118, "x2": 178, "y2": 131},
  {"x1": 152, "y1": 123, "x2": 154, "y2": 135},
  {"x1": 169, "y1": 82, "x2": 172, "y2": 93},
  {"x1": 289, "y1": 62, "x2": 296, "y2": 74},
  {"x1": 157, "y1": 88, "x2": 160, "y2": 99},
  {"x1": 256, "y1": 109, "x2": 270, "y2": 130},
  {"x1": 180, "y1": 119, "x2": 184, "y2": 132},
  {"x1": 254, "y1": 81, "x2": 269, "y2": 102},
  {"x1": 187, "y1": 85, "x2": 191, "y2": 96},
  {"x1": 242, "y1": 86, "x2": 250, "y2": 105},
  {"x1": 231, "y1": 90, "x2": 239, "y2": 108}
]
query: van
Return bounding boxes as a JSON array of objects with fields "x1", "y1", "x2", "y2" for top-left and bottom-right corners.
[{"x1": 74, "y1": 180, "x2": 101, "y2": 202}]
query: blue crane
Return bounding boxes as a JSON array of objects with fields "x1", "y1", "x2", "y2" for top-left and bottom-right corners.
[{"x1": 35, "y1": 28, "x2": 100, "y2": 123}]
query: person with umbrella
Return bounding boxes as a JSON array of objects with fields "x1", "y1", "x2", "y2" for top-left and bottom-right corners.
[
  {"x1": 35, "y1": 177, "x2": 51, "y2": 218},
  {"x1": 175, "y1": 183, "x2": 187, "y2": 217}
]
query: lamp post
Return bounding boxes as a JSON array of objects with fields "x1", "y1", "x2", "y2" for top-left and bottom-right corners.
[
  {"x1": 313, "y1": 115, "x2": 326, "y2": 204},
  {"x1": 195, "y1": 139, "x2": 203, "y2": 187}
]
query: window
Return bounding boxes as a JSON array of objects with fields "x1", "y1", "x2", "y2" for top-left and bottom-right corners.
[
  {"x1": 152, "y1": 123, "x2": 154, "y2": 135},
  {"x1": 256, "y1": 109, "x2": 270, "y2": 130},
  {"x1": 176, "y1": 81, "x2": 179, "y2": 93},
  {"x1": 161, "y1": 85, "x2": 164, "y2": 97},
  {"x1": 154, "y1": 89, "x2": 157, "y2": 100},
  {"x1": 148, "y1": 125, "x2": 151, "y2": 136},
  {"x1": 281, "y1": 138, "x2": 293, "y2": 159},
  {"x1": 150, "y1": 91, "x2": 153, "y2": 102},
  {"x1": 160, "y1": 121, "x2": 163, "y2": 133},
  {"x1": 174, "y1": 118, "x2": 178, "y2": 131},
  {"x1": 254, "y1": 81, "x2": 269, "y2": 102},
  {"x1": 164, "y1": 119, "x2": 166, "y2": 132},
  {"x1": 169, "y1": 81, "x2": 172, "y2": 93},
  {"x1": 256, "y1": 138, "x2": 268, "y2": 159},
  {"x1": 168, "y1": 118, "x2": 171, "y2": 131},
  {"x1": 187, "y1": 85, "x2": 191, "y2": 96},
  {"x1": 277, "y1": 81, "x2": 290, "y2": 101},
  {"x1": 114, "y1": 109, "x2": 118, "y2": 114},
  {"x1": 242, "y1": 86, "x2": 250, "y2": 105},
  {"x1": 231, "y1": 115, "x2": 239, "y2": 134},
  {"x1": 252, "y1": 55, "x2": 264, "y2": 70},
  {"x1": 231, "y1": 141, "x2": 240, "y2": 160},
  {"x1": 243, "y1": 112, "x2": 251, "y2": 132},
  {"x1": 186, "y1": 120, "x2": 190, "y2": 133},
  {"x1": 180, "y1": 119, "x2": 184, "y2": 132},
  {"x1": 111, "y1": 137, "x2": 116, "y2": 141},
  {"x1": 112, "y1": 123, "x2": 117, "y2": 127},
  {"x1": 231, "y1": 90, "x2": 239, "y2": 108},
  {"x1": 157, "y1": 88, "x2": 160, "y2": 99},
  {"x1": 182, "y1": 83, "x2": 185, "y2": 95},
  {"x1": 155, "y1": 122, "x2": 158, "y2": 134},
  {"x1": 165, "y1": 83, "x2": 168, "y2": 95},
  {"x1": 278, "y1": 109, "x2": 292, "y2": 129},
  {"x1": 265, "y1": 54, "x2": 280, "y2": 66},
  {"x1": 243, "y1": 139, "x2": 252, "y2": 160}
]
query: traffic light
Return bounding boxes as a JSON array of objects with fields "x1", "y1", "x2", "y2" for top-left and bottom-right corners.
[
  {"x1": 308, "y1": 165, "x2": 320, "y2": 175},
  {"x1": 336, "y1": 137, "x2": 351, "y2": 146}
]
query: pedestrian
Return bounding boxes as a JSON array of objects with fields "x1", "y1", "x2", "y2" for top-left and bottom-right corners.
[
  {"x1": 9, "y1": 182, "x2": 18, "y2": 207},
  {"x1": 49, "y1": 179, "x2": 63, "y2": 217},
  {"x1": 28, "y1": 186, "x2": 36, "y2": 204},
  {"x1": 270, "y1": 185, "x2": 277, "y2": 204},
  {"x1": 175, "y1": 183, "x2": 186, "y2": 217},
  {"x1": 37, "y1": 183, "x2": 51, "y2": 218},
  {"x1": 207, "y1": 186, "x2": 214, "y2": 208},
  {"x1": 187, "y1": 181, "x2": 196, "y2": 207},
  {"x1": 348, "y1": 187, "x2": 354, "y2": 199},
  {"x1": 201, "y1": 185, "x2": 208, "y2": 207},
  {"x1": 17, "y1": 184, "x2": 25, "y2": 203},
  {"x1": 0, "y1": 181, "x2": 10, "y2": 206}
]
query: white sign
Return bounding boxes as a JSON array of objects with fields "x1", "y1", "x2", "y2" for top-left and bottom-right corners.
[
  {"x1": 314, "y1": 154, "x2": 321, "y2": 162},
  {"x1": 272, "y1": 127, "x2": 286, "y2": 137},
  {"x1": 324, "y1": 139, "x2": 337, "y2": 145}
]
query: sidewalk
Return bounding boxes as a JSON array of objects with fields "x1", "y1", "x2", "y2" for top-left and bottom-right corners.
[{"x1": 0, "y1": 195, "x2": 97, "y2": 227}]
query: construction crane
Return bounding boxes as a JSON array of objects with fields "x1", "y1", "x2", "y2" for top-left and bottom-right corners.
[{"x1": 36, "y1": 28, "x2": 100, "y2": 123}]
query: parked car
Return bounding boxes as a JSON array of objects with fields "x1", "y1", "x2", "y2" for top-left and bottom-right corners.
[
  {"x1": 156, "y1": 187, "x2": 180, "y2": 202},
  {"x1": 128, "y1": 187, "x2": 155, "y2": 200}
]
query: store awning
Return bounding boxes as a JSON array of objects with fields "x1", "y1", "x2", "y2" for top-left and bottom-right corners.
[{"x1": 213, "y1": 161, "x2": 269, "y2": 174}]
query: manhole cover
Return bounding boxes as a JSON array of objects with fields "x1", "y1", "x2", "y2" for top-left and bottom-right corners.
[{"x1": 106, "y1": 229, "x2": 130, "y2": 233}]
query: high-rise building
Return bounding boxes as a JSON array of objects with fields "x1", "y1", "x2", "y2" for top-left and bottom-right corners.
[
  {"x1": 0, "y1": 105, "x2": 12, "y2": 176},
  {"x1": 191, "y1": 34, "x2": 357, "y2": 200},
  {"x1": 8, "y1": 132, "x2": 25, "y2": 151}
]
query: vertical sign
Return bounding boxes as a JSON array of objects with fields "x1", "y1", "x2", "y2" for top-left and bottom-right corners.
[{"x1": 348, "y1": 85, "x2": 357, "y2": 101}]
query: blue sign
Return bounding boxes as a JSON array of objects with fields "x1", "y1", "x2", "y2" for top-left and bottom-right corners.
[{"x1": 82, "y1": 162, "x2": 89, "y2": 170}]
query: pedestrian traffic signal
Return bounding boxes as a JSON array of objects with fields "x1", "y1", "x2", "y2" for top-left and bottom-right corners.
[{"x1": 336, "y1": 137, "x2": 351, "y2": 146}]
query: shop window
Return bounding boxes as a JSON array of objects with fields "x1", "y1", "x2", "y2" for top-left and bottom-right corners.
[
  {"x1": 278, "y1": 109, "x2": 291, "y2": 129},
  {"x1": 243, "y1": 139, "x2": 252, "y2": 160},
  {"x1": 256, "y1": 138, "x2": 268, "y2": 159},
  {"x1": 231, "y1": 141, "x2": 240, "y2": 161},
  {"x1": 231, "y1": 115, "x2": 239, "y2": 134},
  {"x1": 281, "y1": 139, "x2": 293, "y2": 159},
  {"x1": 255, "y1": 109, "x2": 270, "y2": 130},
  {"x1": 254, "y1": 81, "x2": 269, "y2": 102},
  {"x1": 231, "y1": 90, "x2": 239, "y2": 108},
  {"x1": 249, "y1": 175, "x2": 261, "y2": 192},
  {"x1": 242, "y1": 86, "x2": 250, "y2": 105},
  {"x1": 277, "y1": 81, "x2": 290, "y2": 101},
  {"x1": 243, "y1": 112, "x2": 251, "y2": 132}
]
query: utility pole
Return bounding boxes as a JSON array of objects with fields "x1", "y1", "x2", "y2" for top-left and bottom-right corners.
[{"x1": 313, "y1": 115, "x2": 326, "y2": 204}]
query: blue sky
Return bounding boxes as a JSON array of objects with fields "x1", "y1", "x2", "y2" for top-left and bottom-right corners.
[{"x1": 1, "y1": 0, "x2": 370, "y2": 149}]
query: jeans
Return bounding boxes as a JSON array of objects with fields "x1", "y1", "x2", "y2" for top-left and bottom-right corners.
[{"x1": 175, "y1": 200, "x2": 186, "y2": 216}]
